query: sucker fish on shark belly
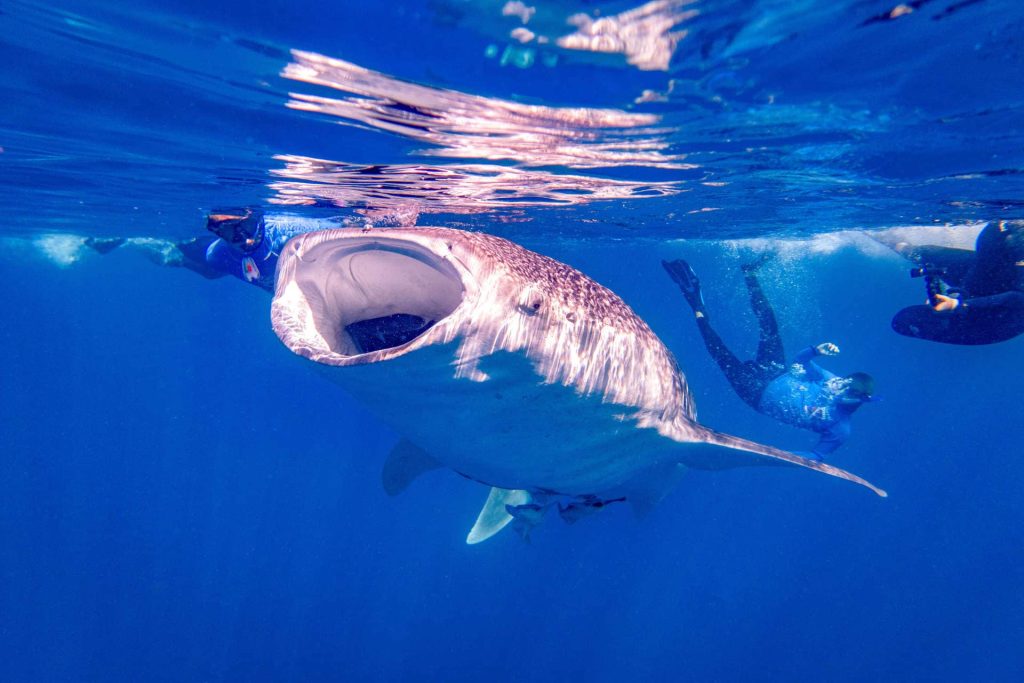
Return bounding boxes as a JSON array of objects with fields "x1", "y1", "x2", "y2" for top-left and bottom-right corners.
[{"x1": 270, "y1": 227, "x2": 886, "y2": 543}]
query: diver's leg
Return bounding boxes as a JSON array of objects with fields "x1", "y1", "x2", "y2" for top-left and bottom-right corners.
[
  {"x1": 693, "y1": 318, "x2": 765, "y2": 407},
  {"x1": 893, "y1": 291, "x2": 1024, "y2": 345},
  {"x1": 741, "y1": 264, "x2": 785, "y2": 368},
  {"x1": 84, "y1": 237, "x2": 126, "y2": 255},
  {"x1": 873, "y1": 230, "x2": 976, "y2": 286},
  {"x1": 662, "y1": 260, "x2": 765, "y2": 405},
  {"x1": 872, "y1": 231, "x2": 975, "y2": 275}
]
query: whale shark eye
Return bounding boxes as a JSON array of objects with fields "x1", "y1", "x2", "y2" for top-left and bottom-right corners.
[
  {"x1": 518, "y1": 286, "x2": 544, "y2": 315},
  {"x1": 519, "y1": 298, "x2": 543, "y2": 315}
]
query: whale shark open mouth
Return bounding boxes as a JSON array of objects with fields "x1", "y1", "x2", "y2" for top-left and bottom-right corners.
[{"x1": 291, "y1": 237, "x2": 464, "y2": 357}]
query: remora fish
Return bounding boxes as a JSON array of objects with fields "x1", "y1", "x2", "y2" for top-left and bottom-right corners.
[{"x1": 271, "y1": 227, "x2": 885, "y2": 543}]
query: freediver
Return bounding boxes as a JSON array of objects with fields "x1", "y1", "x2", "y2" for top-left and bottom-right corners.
[
  {"x1": 662, "y1": 256, "x2": 876, "y2": 460},
  {"x1": 84, "y1": 208, "x2": 435, "y2": 352},
  {"x1": 882, "y1": 219, "x2": 1024, "y2": 345},
  {"x1": 84, "y1": 208, "x2": 336, "y2": 291}
]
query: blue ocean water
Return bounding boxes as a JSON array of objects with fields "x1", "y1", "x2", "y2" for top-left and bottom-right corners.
[{"x1": 1, "y1": 0, "x2": 1023, "y2": 680}]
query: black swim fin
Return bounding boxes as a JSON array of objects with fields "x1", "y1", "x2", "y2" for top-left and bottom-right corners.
[{"x1": 661, "y1": 259, "x2": 706, "y2": 312}]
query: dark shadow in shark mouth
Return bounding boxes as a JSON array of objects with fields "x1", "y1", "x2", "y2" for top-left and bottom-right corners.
[
  {"x1": 293, "y1": 237, "x2": 464, "y2": 356},
  {"x1": 345, "y1": 313, "x2": 436, "y2": 354}
]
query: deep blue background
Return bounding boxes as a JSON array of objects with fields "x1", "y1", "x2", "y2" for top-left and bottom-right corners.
[
  {"x1": 2, "y1": 239, "x2": 1022, "y2": 681},
  {"x1": 2, "y1": 0, "x2": 1024, "y2": 680}
]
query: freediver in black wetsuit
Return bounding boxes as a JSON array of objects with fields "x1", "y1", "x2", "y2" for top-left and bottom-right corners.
[{"x1": 886, "y1": 220, "x2": 1024, "y2": 345}]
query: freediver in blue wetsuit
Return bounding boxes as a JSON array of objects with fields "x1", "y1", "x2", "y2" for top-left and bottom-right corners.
[
  {"x1": 84, "y1": 208, "x2": 436, "y2": 353},
  {"x1": 86, "y1": 208, "x2": 338, "y2": 291},
  {"x1": 662, "y1": 257, "x2": 876, "y2": 460},
  {"x1": 884, "y1": 219, "x2": 1024, "y2": 345}
]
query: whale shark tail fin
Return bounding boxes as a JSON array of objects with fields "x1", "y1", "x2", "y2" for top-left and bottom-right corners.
[
  {"x1": 381, "y1": 439, "x2": 443, "y2": 497},
  {"x1": 686, "y1": 427, "x2": 888, "y2": 498},
  {"x1": 466, "y1": 488, "x2": 531, "y2": 544}
]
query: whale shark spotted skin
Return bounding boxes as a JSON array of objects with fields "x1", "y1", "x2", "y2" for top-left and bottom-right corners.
[{"x1": 271, "y1": 227, "x2": 885, "y2": 542}]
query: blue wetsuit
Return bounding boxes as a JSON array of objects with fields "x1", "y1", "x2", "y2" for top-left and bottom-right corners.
[
  {"x1": 758, "y1": 347, "x2": 860, "y2": 457},
  {"x1": 681, "y1": 266, "x2": 867, "y2": 459},
  {"x1": 204, "y1": 215, "x2": 343, "y2": 291}
]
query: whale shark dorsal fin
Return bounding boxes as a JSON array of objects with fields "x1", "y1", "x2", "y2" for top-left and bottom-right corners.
[
  {"x1": 466, "y1": 488, "x2": 531, "y2": 544},
  {"x1": 381, "y1": 439, "x2": 442, "y2": 497}
]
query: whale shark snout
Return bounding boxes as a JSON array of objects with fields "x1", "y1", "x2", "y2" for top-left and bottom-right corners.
[{"x1": 272, "y1": 227, "x2": 886, "y2": 542}]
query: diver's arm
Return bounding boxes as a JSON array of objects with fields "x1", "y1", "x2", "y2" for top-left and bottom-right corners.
[
  {"x1": 176, "y1": 236, "x2": 228, "y2": 279},
  {"x1": 202, "y1": 238, "x2": 245, "y2": 280},
  {"x1": 871, "y1": 234, "x2": 976, "y2": 268},
  {"x1": 812, "y1": 421, "x2": 851, "y2": 458},
  {"x1": 793, "y1": 345, "x2": 836, "y2": 382}
]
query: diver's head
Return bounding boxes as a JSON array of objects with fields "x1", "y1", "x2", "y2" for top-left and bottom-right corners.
[
  {"x1": 844, "y1": 372, "x2": 875, "y2": 401},
  {"x1": 207, "y1": 208, "x2": 265, "y2": 254}
]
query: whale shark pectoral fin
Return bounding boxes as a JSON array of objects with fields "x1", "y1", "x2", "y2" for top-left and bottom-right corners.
[
  {"x1": 466, "y1": 488, "x2": 531, "y2": 545},
  {"x1": 624, "y1": 463, "x2": 689, "y2": 519},
  {"x1": 381, "y1": 439, "x2": 443, "y2": 497},
  {"x1": 693, "y1": 427, "x2": 888, "y2": 498}
]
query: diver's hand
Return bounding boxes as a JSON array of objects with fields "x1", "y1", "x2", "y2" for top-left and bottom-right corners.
[
  {"x1": 815, "y1": 342, "x2": 840, "y2": 356},
  {"x1": 931, "y1": 294, "x2": 960, "y2": 312}
]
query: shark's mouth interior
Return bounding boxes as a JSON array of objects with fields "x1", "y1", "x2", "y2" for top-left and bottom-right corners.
[{"x1": 294, "y1": 237, "x2": 464, "y2": 356}]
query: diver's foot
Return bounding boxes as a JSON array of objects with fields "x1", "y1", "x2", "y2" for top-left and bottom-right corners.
[
  {"x1": 740, "y1": 251, "x2": 772, "y2": 276},
  {"x1": 84, "y1": 237, "x2": 126, "y2": 255},
  {"x1": 661, "y1": 259, "x2": 706, "y2": 314}
]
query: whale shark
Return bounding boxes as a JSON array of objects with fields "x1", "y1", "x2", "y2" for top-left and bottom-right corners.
[{"x1": 271, "y1": 227, "x2": 885, "y2": 543}]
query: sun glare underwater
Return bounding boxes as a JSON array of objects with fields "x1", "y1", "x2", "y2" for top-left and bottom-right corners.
[{"x1": 2, "y1": 0, "x2": 1024, "y2": 681}]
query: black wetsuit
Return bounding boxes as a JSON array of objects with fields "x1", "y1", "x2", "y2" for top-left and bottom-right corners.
[
  {"x1": 694, "y1": 270, "x2": 786, "y2": 409},
  {"x1": 891, "y1": 220, "x2": 1024, "y2": 345}
]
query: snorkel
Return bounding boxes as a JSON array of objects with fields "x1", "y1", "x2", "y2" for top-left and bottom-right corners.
[{"x1": 207, "y1": 208, "x2": 265, "y2": 254}]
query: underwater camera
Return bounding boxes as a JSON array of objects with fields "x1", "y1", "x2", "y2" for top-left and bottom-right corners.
[
  {"x1": 910, "y1": 265, "x2": 947, "y2": 279},
  {"x1": 911, "y1": 265, "x2": 962, "y2": 305}
]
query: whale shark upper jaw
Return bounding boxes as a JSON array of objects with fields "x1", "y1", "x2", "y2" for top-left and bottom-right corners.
[{"x1": 272, "y1": 230, "x2": 468, "y2": 364}]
